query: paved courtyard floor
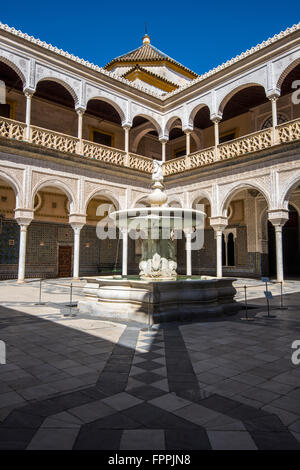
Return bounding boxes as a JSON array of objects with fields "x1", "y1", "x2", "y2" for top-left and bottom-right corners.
[{"x1": 0, "y1": 278, "x2": 299, "y2": 450}]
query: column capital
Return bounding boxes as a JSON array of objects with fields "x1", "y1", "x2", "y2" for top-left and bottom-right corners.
[
  {"x1": 183, "y1": 126, "x2": 193, "y2": 135},
  {"x1": 210, "y1": 216, "x2": 228, "y2": 232},
  {"x1": 183, "y1": 227, "x2": 195, "y2": 236},
  {"x1": 211, "y1": 113, "x2": 222, "y2": 123},
  {"x1": 75, "y1": 106, "x2": 86, "y2": 115},
  {"x1": 69, "y1": 213, "x2": 86, "y2": 227},
  {"x1": 266, "y1": 89, "x2": 281, "y2": 100},
  {"x1": 15, "y1": 209, "x2": 34, "y2": 226},
  {"x1": 70, "y1": 222, "x2": 84, "y2": 232},
  {"x1": 159, "y1": 136, "x2": 169, "y2": 144},
  {"x1": 268, "y1": 209, "x2": 289, "y2": 227},
  {"x1": 122, "y1": 121, "x2": 132, "y2": 130},
  {"x1": 23, "y1": 87, "x2": 35, "y2": 98}
]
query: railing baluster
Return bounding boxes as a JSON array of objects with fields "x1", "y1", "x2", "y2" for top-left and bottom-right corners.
[{"x1": 0, "y1": 116, "x2": 299, "y2": 176}]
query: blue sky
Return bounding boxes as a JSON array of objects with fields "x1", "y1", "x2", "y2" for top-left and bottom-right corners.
[{"x1": 1, "y1": 1, "x2": 299, "y2": 74}]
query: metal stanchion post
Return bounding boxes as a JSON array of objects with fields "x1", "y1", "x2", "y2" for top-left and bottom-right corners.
[
  {"x1": 147, "y1": 291, "x2": 151, "y2": 332},
  {"x1": 263, "y1": 278, "x2": 276, "y2": 318},
  {"x1": 141, "y1": 290, "x2": 158, "y2": 333},
  {"x1": 279, "y1": 281, "x2": 288, "y2": 310},
  {"x1": 35, "y1": 279, "x2": 45, "y2": 305},
  {"x1": 240, "y1": 285, "x2": 254, "y2": 321},
  {"x1": 70, "y1": 282, "x2": 76, "y2": 317}
]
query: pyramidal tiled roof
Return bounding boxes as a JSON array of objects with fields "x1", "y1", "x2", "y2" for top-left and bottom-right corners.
[
  {"x1": 105, "y1": 41, "x2": 198, "y2": 77},
  {"x1": 121, "y1": 64, "x2": 179, "y2": 88}
]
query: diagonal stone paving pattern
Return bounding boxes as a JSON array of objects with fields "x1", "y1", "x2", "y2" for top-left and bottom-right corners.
[{"x1": 0, "y1": 284, "x2": 300, "y2": 449}]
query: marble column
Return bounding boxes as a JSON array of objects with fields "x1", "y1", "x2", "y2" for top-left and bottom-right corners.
[
  {"x1": 211, "y1": 116, "x2": 221, "y2": 161},
  {"x1": 16, "y1": 217, "x2": 32, "y2": 283},
  {"x1": 210, "y1": 217, "x2": 228, "y2": 278},
  {"x1": 185, "y1": 131, "x2": 191, "y2": 156},
  {"x1": 71, "y1": 223, "x2": 84, "y2": 278},
  {"x1": 185, "y1": 230, "x2": 193, "y2": 276},
  {"x1": 76, "y1": 108, "x2": 85, "y2": 154},
  {"x1": 268, "y1": 210, "x2": 288, "y2": 282},
  {"x1": 160, "y1": 139, "x2": 167, "y2": 162},
  {"x1": 24, "y1": 91, "x2": 33, "y2": 141},
  {"x1": 121, "y1": 228, "x2": 128, "y2": 276}
]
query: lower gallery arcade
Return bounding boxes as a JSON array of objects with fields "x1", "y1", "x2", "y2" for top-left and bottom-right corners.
[{"x1": 1, "y1": 174, "x2": 300, "y2": 281}]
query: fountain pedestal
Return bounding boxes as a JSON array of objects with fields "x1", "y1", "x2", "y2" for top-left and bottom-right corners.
[
  {"x1": 78, "y1": 276, "x2": 239, "y2": 323},
  {"x1": 78, "y1": 160, "x2": 239, "y2": 324}
]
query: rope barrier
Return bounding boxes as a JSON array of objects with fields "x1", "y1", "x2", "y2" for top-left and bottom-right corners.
[{"x1": 23, "y1": 276, "x2": 289, "y2": 321}]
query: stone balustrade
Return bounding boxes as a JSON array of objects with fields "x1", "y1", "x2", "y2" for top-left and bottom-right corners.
[
  {"x1": 0, "y1": 116, "x2": 299, "y2": 176},
  {"x1": 128, "y1": 152, "x2": 154, "y2": 173},
  {"x1": 218, "y1": 128, "x2": 273, "y2": 160},
  {"x1": 82, "y1": 140, "x2": 126, "y2": 166},
  {"x1": 163, "y1": 119, "x2": 300, "y2": 176},
  {"x1": 30, "y1": 125, "x2": 78, "y2": 154},
  {"x1": 277, "y1": 118, "x2": 300, "y2": 144},
  {"x1": 0, "y1": 117, "x2": 26, "y2": 141}
]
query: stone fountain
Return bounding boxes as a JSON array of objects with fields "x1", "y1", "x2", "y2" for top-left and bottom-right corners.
[{"x1": 78, "y1": 161, "x2": 238, "y2": 323}]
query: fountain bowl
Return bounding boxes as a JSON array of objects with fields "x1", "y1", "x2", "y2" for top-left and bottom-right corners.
[{"x1": 78, "y1": 275, "x2": 239, "y2": 324}]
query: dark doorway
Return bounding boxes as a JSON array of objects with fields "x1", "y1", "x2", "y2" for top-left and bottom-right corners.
[
  {"x1": 227, "y1": 233, "x2": 235, "y2": 266},
  {"x1": 58, "y1": 246, "x2": 72, "y2": 277},
  {"x1": 268, "y1": 205, "x2": 300, "y2": 278},
  {"x1": 222, "y1": 234, "x2": 226, "y2": 265}
]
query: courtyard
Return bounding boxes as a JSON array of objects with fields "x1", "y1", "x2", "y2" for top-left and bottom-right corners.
[{"x1": 0, "y1": 278, "x2": 299, "y2": 450}]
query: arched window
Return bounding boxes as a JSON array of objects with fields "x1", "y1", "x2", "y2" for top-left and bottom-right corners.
[{"x1": 261, "y1": 114, "x2": 287, "y2": 130}]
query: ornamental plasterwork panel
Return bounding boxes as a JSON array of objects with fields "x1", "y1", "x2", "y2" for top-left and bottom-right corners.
[
  {"x1": 30, "y1": 172, "x2": 78, "y2": 211},
  {"x1": 189, "y1": 189, "x2": 213, "y2": 208},
  {"x1": 272, "y1": 48, "x2": 300, "y2": 87},
  {"x1": 167, "y1": 195, "x2": 184, "y2": 208},
  {"x1": 163, "y1": 109, "x2": 185, "y2": 135},
  {"x1": 215, "y1": 66, "x2": 268, "y2": 114},
  {"x1": 0, "y1": 47, "x2": 28, "y2": 85},
  {"x1": 130, "y1": 190, "x2": 151, "y2": 208},
  {"x1": 35, "y1": 64, "x2": 81, "y2": 105},
  {"x1": 185, "y1": 93, "x2": 213, "y2": 127},
  {"x1": 216, "y1": 176, "x2": 272, "y2": 215},
  {"x1": 85, "y1": 84, "x2": 127, "y2": 121},
  {"x1": 278, "y1": 170, "x2": 300, "y2": 208},
  {"x1": 83, "y1": 182, "x2": 124, "y2": 212},
  {"x1": 0, "y1": 164, "x2": 24, "y2": 206},
  {"x1": 130, "y1": 103, "x2": 163, "y2": 136}
]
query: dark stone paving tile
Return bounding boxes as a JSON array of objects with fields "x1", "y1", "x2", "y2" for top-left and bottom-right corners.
[
  {"x1": 165, "y1": 429, "x2": 211, "y2": 450},
  {"x1": 195, "y1": 394, "x2": 241, "y2": 413},
  {"x1": 169, "y1": 382, "x2": 199, "y2": 392},
  {"x1": 250, "y1": 431, "x2": 300, "y2": 450},
  {"x1": 134, "y1": 352, "x2": 161, "y2": 360},
  {"x1": 81, "y1": 388, "x2": 107, "y2": 401},
  {"x1": 134, "y1": 372, "x2": 164, "y2": 384},
  {"x1": 74, "y1": 428, "x2": 122, "y2": 450},
  {"x1": 103, "y1": 363, "x2": 131, "y2": 373},
  {"x1": 122, "y1": 403, "x2": 198, "y2": 429},
  {"x1": 137, "y1": 361, "x2": 161, "y2": 371},
  {"x1": 96, "y1": 382, "x2": 127, "y2": 396},
  {"x1": 2, "y1": 409, "x2": 44, "y2": 429},
  {"x1": 31, "y1": 390, "x2": 96, "y2": 416},
  {"x1": 244, "y1": 415, "x2": 288, "y2": 433},
  {"x1": 129, "y1": 385, "x2": 166, "y2": 401},
  {"x1": 0, "y1": 427, "x2": 38, "y2": 450},
  {"x1": 84, "y1": 412, "x2": 143, "y2": 430}
]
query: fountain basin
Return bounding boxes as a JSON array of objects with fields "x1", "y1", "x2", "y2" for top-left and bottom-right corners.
[{"x1": 78, "y1": 275, "x2": 239, "y2": 323}]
